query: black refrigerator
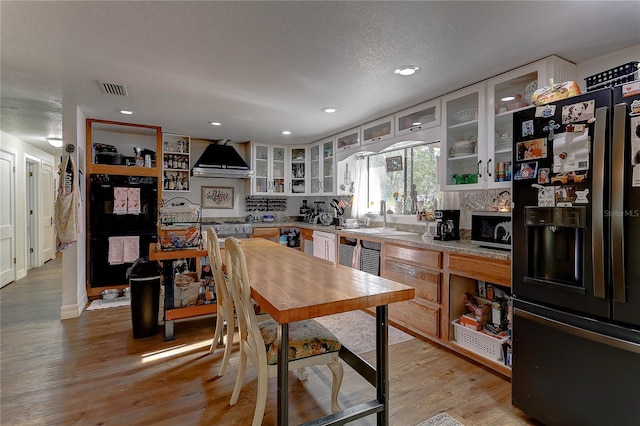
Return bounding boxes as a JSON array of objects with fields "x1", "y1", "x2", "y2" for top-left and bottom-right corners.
[{"x1": 510, "y1": 85, "x2": 640, "y2": 425}]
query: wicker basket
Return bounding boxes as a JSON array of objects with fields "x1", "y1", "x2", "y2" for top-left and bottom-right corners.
[
  {"x1": 339, "y1": 244, "x2": 355, "y2": 267},
  {"x1": 452, "y1": 319, "x2": 508, "y2": 361}
]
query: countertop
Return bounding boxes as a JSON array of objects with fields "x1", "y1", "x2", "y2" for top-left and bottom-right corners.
[{"x1": 250, "y1": 221, "x2": 511, "y2": 261}]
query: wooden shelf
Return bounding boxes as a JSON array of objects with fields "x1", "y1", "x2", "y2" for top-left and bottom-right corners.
[{"x1": 165, "y1": 304, "x2": 216, "y2": 321}]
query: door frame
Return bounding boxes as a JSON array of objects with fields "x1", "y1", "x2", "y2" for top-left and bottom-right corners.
[
  {"x1": 26, "y1": 158, "x2": 40, "y2": 269},
  {"x1": 0, "y1": 150, "x2": 16, "y2": 287}
]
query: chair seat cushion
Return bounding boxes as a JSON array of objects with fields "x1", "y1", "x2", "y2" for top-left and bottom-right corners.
[{"x1": 260, "y1": 319, "x2": 341, "y2": 365}]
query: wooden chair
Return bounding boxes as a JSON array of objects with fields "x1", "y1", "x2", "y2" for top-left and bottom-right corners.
[
  {"x1": 206, "y1": 228, "x2": 235, "y2": 377},
  {"x1": 224, "y1": 237, "x2": 343, "y2": 425}
]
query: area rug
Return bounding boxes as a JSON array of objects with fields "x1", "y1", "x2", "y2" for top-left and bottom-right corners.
[
  {"x1": 314, "y1": 309, "x2": 413, "y2": 354},
  {"x1": 416, "y1": 412, "x2": 464, "y2": 426},
  {"x1": 86, "y1": 298, "x2": 131, "y2": 311}
]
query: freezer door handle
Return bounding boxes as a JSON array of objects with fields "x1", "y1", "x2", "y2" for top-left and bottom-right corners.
[
  {"x1": 515, "y1": 309, "x2": 640, "y2": 354},
  {"x1": 592, "y1": 106, "x2": 607, "y2": 299},
  {"x1": 611, "y1": 103, "x2": 627, "y2": 303}
]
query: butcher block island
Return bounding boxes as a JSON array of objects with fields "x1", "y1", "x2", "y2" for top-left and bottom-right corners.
[{"x1": 253, "y1": 223, "x2": 513, "y2": 378}]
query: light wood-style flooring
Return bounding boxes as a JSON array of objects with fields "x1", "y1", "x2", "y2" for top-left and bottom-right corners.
[{"x1": 1, "y1": 255, "x2": 539, "y2": 425}]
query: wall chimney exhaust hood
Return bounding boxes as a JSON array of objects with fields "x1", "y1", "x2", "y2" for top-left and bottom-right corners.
[{"x1": 191, "y1": 140, "x2": 253, "y2": 179}]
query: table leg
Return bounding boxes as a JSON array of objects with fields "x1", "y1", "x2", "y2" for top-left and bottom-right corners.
[
  {"x1": 376, "y1": 305, "x2": 389, "y2": 425},
  {"x1": 277, "y1": 323, "x2": 289, "y2": 425},
  {"x1": 163, "y1": 260, "x2": 176, "y2": 341}
]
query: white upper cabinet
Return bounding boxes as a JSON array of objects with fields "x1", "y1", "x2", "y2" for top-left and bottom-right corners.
[
  {"x1": 309, "y1": 137, "x2": 335, "y2": 195},
  {"x1": 440, "y1": 55, "x2": 576, "y2": 191},
  {"x1": 336, "y1": 127, "x2": 361, "y2": 152},
  {"x1": 288, "y1": 146, "x2": 308, "y2": 195},
  {"x1": 362, "y1": 115, "x2": 395, "y2": 145},
  {"x1": 485, "y1": 56, "x2": 576, "y2": 189},
  {"x1": 250, "y1": 144, "x2": 286, "y2": 195},
  {"x1": 440, "y1": 82, "x2": 487, "y2": 191},
  {"x1": 394, "y1": 99, "x2": 441, "y2": 137}
]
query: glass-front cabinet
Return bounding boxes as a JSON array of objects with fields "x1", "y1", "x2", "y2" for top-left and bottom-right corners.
[
  {"x1": 289, "y1": 146, "x2": 307, "y2": 194},
  {"x1": 362, "y1": 115, "x2": 395, "y2": 145},
  {"x1": 251, "y1": 144, "x2": 286, "y2": 195},
  {"x1": 310, "y1": 138, "x2": 335, "y2": 195},
  {"x1": 336, "y1": 127, "x2": 361, "y2": 152},
  {"x1": 440, "y1": 83, "x2": 486, "y2": 191},
  {"x1": 486, "y1": 56, "x2": 576, "y2": 189},
  {"x1": 394, "y1": 99, "x2": 441, "y2": 137}
]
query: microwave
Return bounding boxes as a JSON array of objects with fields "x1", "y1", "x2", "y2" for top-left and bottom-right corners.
[{"x1": 471, "y1": 211, "x2": 511, "y2": 250}]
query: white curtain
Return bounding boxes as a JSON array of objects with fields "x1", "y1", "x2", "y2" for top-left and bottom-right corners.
[{"x1": 351, "y1": 156, "x2": 369, "y2": 218}]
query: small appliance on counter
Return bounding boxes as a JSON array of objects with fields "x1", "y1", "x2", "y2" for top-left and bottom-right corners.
[
  {"x1": 470, "y1": 211, "x2": 511, "y2": 249},
  {"x1": 434, "y1": 209, "x2": 460, "y2": 241}
]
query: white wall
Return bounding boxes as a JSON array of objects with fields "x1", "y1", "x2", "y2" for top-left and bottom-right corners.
[
  {"x1": 60, "y1": 104, "x2": 87, "y2": 320},
  {"x1": 0, "y1": 130, "x2": 56, "y2": 282},
  {"x1": 576, "y1": 44, "x2": 640, "y2": 92}
]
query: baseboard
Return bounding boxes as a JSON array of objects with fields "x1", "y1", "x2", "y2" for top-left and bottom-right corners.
[{"x1": 61, "y1": 303, "x2": 83, "y2": 320}]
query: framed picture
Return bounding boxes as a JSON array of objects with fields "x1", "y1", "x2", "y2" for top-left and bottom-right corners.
[
  {"x1": 386, "y1": 156, "x2": 403, "y2": 172},
  {"x1": 201, "y1": 186, "x2": 234, "y2": 209}
]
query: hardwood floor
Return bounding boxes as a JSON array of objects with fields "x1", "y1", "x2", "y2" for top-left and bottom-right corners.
[{"x1": 1, "y1": 255, "x2": 538, "y2": 425}]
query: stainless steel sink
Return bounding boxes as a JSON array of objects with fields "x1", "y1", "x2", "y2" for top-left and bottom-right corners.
[{"x1": 344, "y1": 227, "x2": 418, "y2": 236}]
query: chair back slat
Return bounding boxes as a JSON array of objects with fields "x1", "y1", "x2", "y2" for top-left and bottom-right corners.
[
  {"x1": 206, "y1": 228, "x2": 231, "y2": 307},
  {"x1": 225, "y1": 237, "x2": 266, "y2": 365}
]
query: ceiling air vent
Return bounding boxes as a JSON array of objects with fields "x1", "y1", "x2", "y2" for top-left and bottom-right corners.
[{"x1": 97, "y1": 80, "x2": 129, "y2": 97}]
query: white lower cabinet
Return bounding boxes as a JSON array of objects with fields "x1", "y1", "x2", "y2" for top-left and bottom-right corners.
[{"x1": 312, "y1": 231, "x2": 337, "y2": 263}]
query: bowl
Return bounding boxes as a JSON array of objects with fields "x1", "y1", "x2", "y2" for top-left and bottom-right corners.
[
  {"x1": 452, "y1": 108, "x2": 477, "y2": 122},
  {"x1": 101, "y1": 289, "x2": 120, "y2": 301}
]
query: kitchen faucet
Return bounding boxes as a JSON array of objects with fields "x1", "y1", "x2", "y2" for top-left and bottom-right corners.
[{"x1": 380, "y1": 200, "x2": 387, "y2": 229}]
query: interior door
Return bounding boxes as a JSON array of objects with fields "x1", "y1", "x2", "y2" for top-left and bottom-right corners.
[
  {"x1": 0, "y1": 151, "x2": 16, "y2": 287},
  {"x1": 41, "y1": 162, "x2": 55, "y2": 262}
]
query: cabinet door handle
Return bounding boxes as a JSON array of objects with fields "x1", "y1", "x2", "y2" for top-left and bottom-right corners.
[
  {"x1": 477, "y1": 160, "x2": 483, "y2": 178},
  {"x1": 487, "y1": 158, "x2": 492, "y2": 177}
]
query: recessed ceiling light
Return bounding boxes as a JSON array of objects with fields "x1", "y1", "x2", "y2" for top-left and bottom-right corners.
[
  {"x1": 394, "y1": 65, "x2": 421, "y2": 76},
  {"x1": 45, "y1": 137, "x2": 63, "y2": 148},
  {"x1": 282, "y1": 130, "x2": 292, "y2": 135},
  {"x1": 209, "y1": 121, "x2": 222, "y2": 126},
  {"x1": 119, "y1": 110, "x2": 134, "y2": 115},
  {"x1": 501, "y1": 96, "x2": 516, "y2": 102},
  {"x1": 322, "y1": 107, "x2": 338, "y2": 114}
]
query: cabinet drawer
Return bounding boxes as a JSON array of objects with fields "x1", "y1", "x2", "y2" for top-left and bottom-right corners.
[
  {"x1": 447, "y1": 253, "x2": 511, "y2": 287},
  {"x1": 385, "y1": 244, "x2": 441, "y2": 269},
  {"x1": 383, "y1": 259, "x2": 440, "y2": 303},
  {"x1": 253, "y1": 227, "x2": 279, "y2": 238},
  {"x1": 389, "y1": 299, "x2": 439, "y2": 338}
]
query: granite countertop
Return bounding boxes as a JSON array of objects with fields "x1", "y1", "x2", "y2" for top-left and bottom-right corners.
[{"x1": 250, "y1": 221, "x2": 511, "y2": 261}]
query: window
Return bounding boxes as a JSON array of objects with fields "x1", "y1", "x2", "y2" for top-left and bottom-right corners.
[{"x1": 365, "y1": 141, "x2": 443, "y2": 214}]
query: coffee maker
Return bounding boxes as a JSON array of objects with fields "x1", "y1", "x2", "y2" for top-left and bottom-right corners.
[{"x1": 434, "y1": 209, "x2": 460, "y2": 241}]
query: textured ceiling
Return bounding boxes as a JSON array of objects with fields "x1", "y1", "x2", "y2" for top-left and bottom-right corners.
[{"x1": 1, "y1": 1, "x2": 639, "y2": 155}]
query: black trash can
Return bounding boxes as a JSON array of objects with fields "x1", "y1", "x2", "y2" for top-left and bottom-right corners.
[{"x1": 127, "y1": 257, "x2": 162, "y2": 339}]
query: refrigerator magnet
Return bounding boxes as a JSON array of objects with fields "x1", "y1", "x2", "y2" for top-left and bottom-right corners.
[
  {"x1": 566, "y1": 123, "x2": 586, "y2": 133},
  {"x1": 537, "y1": 168, "x2": 550, "y2": 184},
  {"x1": 543, "y1": 120, "x2": 561, "y2": 141},
  {"x1": 515, "y1": 161, "x2": 538, "y2": 180},
  {"x1": 555, "y1": 185, "x2": 577, "y2": 205},
  {"x1": 534, "y1": 185, "x2": 556, "y2": 207},
  {"x1": 522, "y1": 120, "x2": 534, "y2": 137},
  {"x1": 561, "y1": 100, "x2": 594, "y2": 124},
  {"x1": 535, "y1": 105, "x2": 556, "y2": 118},
  {"x1": 575, "y1": 188, "x2": 590, "y2": 204},
  {"x1": 516, "y1": 138, "x2": 547, "y2": 161}
]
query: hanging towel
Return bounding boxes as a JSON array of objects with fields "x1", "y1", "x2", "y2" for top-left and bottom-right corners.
[
  {"x1": 113, "y1": 187, "x2": 128, "y2": 214},
  {"x1": 108, "y1": 237, "x2": 124, "y2": 265},
  {"x1": 55, "y1": 155, "x2": 81, "y2": 251},
  {"x1": 127, "y1": 188, "x2": 141, "y2": 215},
  {"x1": 109, "y1": 236, "x2": 140, "y2": 264},
  {"x1": 122, "y1": 236, "x2": 140, "y2": 263},
  {"x1": 351, "y1": 244, "x2": 362, "y2": 269}
]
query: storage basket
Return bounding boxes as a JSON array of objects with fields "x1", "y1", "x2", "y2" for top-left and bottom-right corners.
[
  {"x1": 585, "y1": 61, "x2": 639, "y2": 91},
  {"x1": 339, "y1": 244, "x2": 355, "y2": 267},
  {"x1": 452, "y1": 319, "x2": 508, "y2": 361}
]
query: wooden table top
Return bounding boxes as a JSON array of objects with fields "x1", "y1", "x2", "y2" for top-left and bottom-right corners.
[
  {"x1": 147, "y1": 243, "x2": 208, "y2": 261},
  {"x1": 235, "y1": 238, "x2": 415, "y2": 324}
]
